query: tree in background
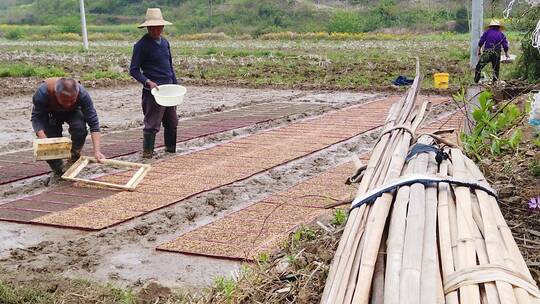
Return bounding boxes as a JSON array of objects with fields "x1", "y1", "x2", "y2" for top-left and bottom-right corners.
[
  {"x1": 515, "y1": 6, "x2": 540, "y2": 82},
  {"x1": 455, "y1": 5, "x2": 469, "y2": 33},
  {"x1": 504, "y1": 0, "x2": 540, "y2": 82}
]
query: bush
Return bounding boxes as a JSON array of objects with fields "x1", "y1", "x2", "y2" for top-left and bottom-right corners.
[
  {"x1": 56, "y1": 16, "x2": 81, "y2": 34},
  {"x1": 327, "y1": 10, "x2": 361, "y2": 33},
  {"x1": 4, "y1": 28, "x2": 24, "y2": 40},
  {"x1": 455, "y1": 6, "x2": 469, "y2": 33},
  {"x1": 515, "y1": 34, "x2": 540, "y2": 82},
  {"x1": 513, "y1": 8, "x2": 540, "y2": 82}
]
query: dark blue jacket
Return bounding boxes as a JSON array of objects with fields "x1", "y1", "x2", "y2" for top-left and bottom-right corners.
[
  {"x1": 31, "y1": 83, "x2": 100, "y2": 133},
  {"x1": 129, "y1": 34, "x2": 178, "y2": 87}
]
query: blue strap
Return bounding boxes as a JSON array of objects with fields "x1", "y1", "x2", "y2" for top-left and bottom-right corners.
[
  {"x1": 350, "y1": 175, "x2": 498, "y2": 211},
  {"x1": 406, "y1": 143, "x2": 449, "y2": 164}
]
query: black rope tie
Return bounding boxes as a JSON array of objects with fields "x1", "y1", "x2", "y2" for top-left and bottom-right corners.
[{"x1": 406, "y1": 143, "x2": 449, "y2": 165}]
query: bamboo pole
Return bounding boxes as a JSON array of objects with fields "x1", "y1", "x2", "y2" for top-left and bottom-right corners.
[
  {"x1": 450, "y1": 148, "x2": 482, "y2": 304},
  {"x1": 399, "y1": 140, "x2": 430, "y2": 304},
  {"x1": 322, "y1": 96, "x2": 411, "y2": 303},
  {"x1": 383, "y1": 163, "x2": 413, "y2": 304},
  {"x1": 464, "y1": 162, "x2": 516, "y2": 304},
  {"x1": 370, "y1": 232, "x2": 387, "y2": 304},
  {"x1": 463, "y1": 155, "x2": 536, "y2": 303},
  {"x1": 322, "y1": 59, "x2": 429, "y2": 304},
  {"x1": 322, "y1": 107, "x2": 401, "y2": 302},
  {"x1": 437, "y1": 160, "x2": 459, "y2": 304},
  {"x1": 420, "y1": 149, "x2": 440, "y2": 304},
  {"x1": 351, "y1": 67, "x2": 425, "y2": 304},
  {"x1": 469, "y1": 194, "x2": 502, "y2": 304}
]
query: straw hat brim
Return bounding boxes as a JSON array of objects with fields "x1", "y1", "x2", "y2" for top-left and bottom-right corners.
[
  {"x1": 485, "y1": 24, "x2": 505, "y2": 30},
  {"x1": 138, "y1": 20, "x2": 173, "y2": 28}
]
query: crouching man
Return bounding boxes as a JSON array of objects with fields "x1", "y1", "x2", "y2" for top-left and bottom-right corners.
[{"x1": 31, "y1": 77, "x2": 105, "y2": 175}]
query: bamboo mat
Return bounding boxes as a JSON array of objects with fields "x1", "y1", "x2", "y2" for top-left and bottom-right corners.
[{"x1": 157, "y1": 162, "x2": 359, "y2": 260}]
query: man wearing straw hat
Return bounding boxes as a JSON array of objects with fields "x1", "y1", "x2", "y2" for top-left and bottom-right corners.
[
  {"x1": 474, "y1": 19, "x2": 510, "y2": 83},
  {"x1": 130, "y1": 8, "x2": 178, "y2": 158}
]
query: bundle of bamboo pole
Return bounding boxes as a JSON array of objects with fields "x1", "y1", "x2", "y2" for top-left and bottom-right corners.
[
  {"x1": 321, "y1": 59, "x2": 427, "y2": 303},
  {"x1": 436, "y1": 148, "x2": 540, "y2": 304},
  {"x1": 321, "y1": 60, "x2": 540, "y2": 303}
]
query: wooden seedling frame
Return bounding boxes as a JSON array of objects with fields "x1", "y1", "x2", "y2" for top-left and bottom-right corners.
[
  {"x1": 33, "y1": 137, "x2": 72, "y2": 161},
  {"x1": 62, "y1": 156, "x2": 151, "y2": 191}
]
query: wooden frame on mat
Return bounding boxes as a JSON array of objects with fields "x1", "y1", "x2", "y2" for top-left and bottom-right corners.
[{"x1": 62, "y1": 156, "x2": 151, "y2": 191}]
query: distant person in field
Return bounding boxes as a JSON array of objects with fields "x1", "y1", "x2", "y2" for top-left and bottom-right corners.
[
  {"x1": 31, "y1": 77, "x2": 105, "y2": 175},
  {"x1": 474, "y1": 19, "x2": 510, "y2": 83},
  {"x1": 129, "y1": 8, "x2": 178, "y2": 158}
]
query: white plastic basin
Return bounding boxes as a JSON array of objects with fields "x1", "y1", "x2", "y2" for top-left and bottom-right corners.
[
  {"x1": 500, "y1": 54, "x2": 516, "y2": 63},
  {"x1": 151, "y1": 84, "x2": 187, "y2": 107}
]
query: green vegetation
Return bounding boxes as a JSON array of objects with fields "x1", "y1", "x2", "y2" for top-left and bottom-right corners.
[
  {"x1": 328, "y1": 0, "x2": 455, "y2": 33},
  {"x1": 530, "y1": 159, "x2": 540, "y2": 177},
  {"x1": 0, "y1": 279, "x2": 138, "y2": 304},
  {"x1": 0, "y1": 281, "x2": 53, "y2": 304},
  {"x1": 0, "y1": 0, "x2": 487, "y2": 36},
  {"x1": 332, "y1": 209, "x2": 347, "y2": 226},
  {"x1": 0, "y1": 63, "x2": 65, "y2": 77},
  {"x1": 292, "y1": 226, "x2": 316, "y2": 242},
  {"x1": 0, "y1": 33, "x2": 523, "y2": 92},
  {"x1": 460, "y1": 91, "x2": 527, "y2": 160},
  {"x1": 213, "y1": 276, "x2": 238, "y2": 301},
  {"x1": 509, "y1": 6, "x2": 540, "y2": 83},
  {"x1": 257, "y1": 252, "x2": 270, "y2": 264},
  {"x1": 454, "y1": 5, "x2": 469, "y2": 33},
  {"x1": 0, "y1": 274, "x2": 194, "y2": 304},
  {"x1": 81, "y1": 67, "x2": 130, "y2": 81}
]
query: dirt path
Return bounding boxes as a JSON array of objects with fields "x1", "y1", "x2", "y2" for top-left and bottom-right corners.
[{"x1": 0, "y1": 84, "x2": 377, "y2": 153}]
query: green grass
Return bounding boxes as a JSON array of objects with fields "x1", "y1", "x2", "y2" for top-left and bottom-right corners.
[
  {"x1": 0, "y1": 276, "x2": 191, "y2": 304},
  {"x1": 0, "y1": 63, "x2": 66, "y2": 78},
  {"x1": 0, "y1": 32, "x2": 526, "y2": 91},
  {"x1": 0, "y1": 282, "x2": 53, "y2": 304}
]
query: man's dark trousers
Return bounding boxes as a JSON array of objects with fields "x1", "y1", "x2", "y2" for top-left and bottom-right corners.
[
  {"x1": 43, "y1": 108, "x2": 88, "y2": 172},
  {"x1": 475, "y1": 50, "x2": 501, "y2": 83},
  {"x1": 141, "y1": 89, "x2": 178, "y2": 150}
]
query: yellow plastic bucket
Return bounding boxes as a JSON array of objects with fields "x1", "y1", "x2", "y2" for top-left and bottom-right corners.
[{"x1": 434, "y1": 73, "x2": 449, "y2": 89}]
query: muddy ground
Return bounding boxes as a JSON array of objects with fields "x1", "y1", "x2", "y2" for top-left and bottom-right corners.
[{"x1": 0, "y1": 86, "x2": 388, "y2": 293}]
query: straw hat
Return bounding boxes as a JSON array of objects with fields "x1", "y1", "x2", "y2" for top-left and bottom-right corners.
[
  {"x1": 486, "y1": 19, "x2": 505, "y2": 30},
  {"x1": 138, "y1": 8, "x2": 172, "y2": 28}
]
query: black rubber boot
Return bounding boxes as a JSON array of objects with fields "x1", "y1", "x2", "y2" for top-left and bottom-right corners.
[
  {"x1": 164, "y1": 128, "x2": 177, "y2": 153},
  {"x1": 143, "y1": 132, "x2": 156, "y2": 159},
  {"x1": 70, "y1": 149, "x2": 81, "y2": 162},
  {"x1": 47, "y1": 159, "x2": 65, "y2": 176}
]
